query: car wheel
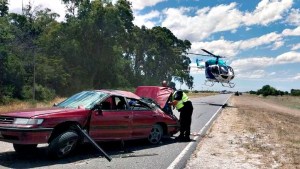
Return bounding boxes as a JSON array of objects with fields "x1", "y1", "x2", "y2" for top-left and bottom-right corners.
[
  {"x1": 48, "y1": 130, "x2": 79, "y2": 159},
  {"x1": 148, "y1": 124, "x2": 163, "y2": 144},
  {"x1": 13, "y1": 144, "x2": 38, "y2": 153}
]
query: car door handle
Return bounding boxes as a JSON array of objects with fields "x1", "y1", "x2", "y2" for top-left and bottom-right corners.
[
  {"x1": 152, "y1": 115, "x2": 157, "y2": 118},
  {"x1": 124, "y1": 116, "x2": 130, "y2": 119}
]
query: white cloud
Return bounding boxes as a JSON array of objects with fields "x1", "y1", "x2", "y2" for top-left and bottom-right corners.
[
  {"x1": 162, "y1": 3, "x2": 243, "y2": 41},
  {"x1": 275, "y1": 51, "x2": 300, "y2": 64},
  {"x1": 286, "y1": 8, "x2": 300, "y2": 26},
  {"x1": 243, "y1": 0, "x2": 293, "y2": 26},
  {"x1": 242, "y1": 70, "x2": 267, "y2": 79},
  {"x1": 192, "y1": 39, "x2": 239, "y2": 57},
  {"x1": 161, "y1": 0, "x2": 293, "y2": 41},
  {"x1": 231, "y1": 57, "x2": 273, "y2": 73},
  {"x1": 230, "y1": 51, "x2": 300, "y2": 79},
  {"x1": 128, "y1": 0, "x2": 165, "y2": 10},
  {"x1": 238, "y1": 32, "x2": 282, "y2": 50},
  {"x1": 282, "y1": 26, "x2": 300, "y2": 36},
  {"x1": 8, "y1": 0, "x2": 66, "y2": 22},
  {"x1": 291, "y1": 43, "x2": 300, "y2": 50},
  {"x1": 272, "y1": 40, "x2": 284, "y2": 50},
  {"x1": 133, "y1": 10, "x2": 160, "y2": 28},
  {"x1": 293, "y1": 73, "x2": 300, "y2": 80},
  {"x1": 191, "y1": 32, "x2": 282, "y2": 58}
]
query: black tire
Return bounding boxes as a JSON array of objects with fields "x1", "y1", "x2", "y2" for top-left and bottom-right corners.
[
  {"x1": 48, "y1": 130, "x2": 79, "y2": 159},
  {"x1": 13, "y1": 144, "x2": 38, "y2": 154},
  {"x1": 148, "y1": 124, "x2": 163, "y2": 144}
]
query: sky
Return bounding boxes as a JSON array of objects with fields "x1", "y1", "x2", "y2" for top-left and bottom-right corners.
[{"x1": 8, "y1": 0, "x2": 300, "y2": 92}]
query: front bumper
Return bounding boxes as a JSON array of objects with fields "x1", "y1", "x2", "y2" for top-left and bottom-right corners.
[{"x1": 0, "y1": 127, "x2": 53, "y2": 144}]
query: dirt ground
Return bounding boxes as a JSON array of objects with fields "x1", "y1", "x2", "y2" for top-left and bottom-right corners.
[{"x1": 185, "y1": 94, "x2": 300, "y2": 169}]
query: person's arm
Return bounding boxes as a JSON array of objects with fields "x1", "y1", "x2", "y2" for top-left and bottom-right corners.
[{"x1": 170, "y1": 91, "x2": 183, "y2": 106}]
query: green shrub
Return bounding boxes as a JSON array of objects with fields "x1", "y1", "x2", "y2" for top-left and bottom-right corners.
[
  {"x1": 21, "y1": 85, "x2": 55, "y2": 101},
  {"x1": 0, "y1": 85, "x2": 15, "y2": 104}
]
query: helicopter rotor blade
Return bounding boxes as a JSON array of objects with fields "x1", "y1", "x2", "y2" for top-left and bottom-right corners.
[
  {"x1": 201, "y1": 49, "x2": 225, "y2": 58},
  {"x1": 201, "y1": 49, "x2": 216, "y2": 57},
  {"x1": 187, "y1": 52, "x2": 211, "y2": 57}
]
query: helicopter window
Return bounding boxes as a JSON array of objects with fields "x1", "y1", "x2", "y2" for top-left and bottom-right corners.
[
  {"x1": 220, "y1": 66, "x2": 228, "y2": 74},
  {"x1": 210, "y1": 65, "x2": 219, "y2": 74},
  {"x1": 221, "y1": 75, "x2": 228, "y2": 79}
]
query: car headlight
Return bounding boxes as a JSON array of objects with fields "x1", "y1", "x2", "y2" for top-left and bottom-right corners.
[{"x1": 13, "y1": 118, "x2": 44, "y2": 125}]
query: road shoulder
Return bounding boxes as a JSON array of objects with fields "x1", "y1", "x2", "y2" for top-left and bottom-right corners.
[{"x1": 185, "y1": 95, "x2": 300, "y2": 169}]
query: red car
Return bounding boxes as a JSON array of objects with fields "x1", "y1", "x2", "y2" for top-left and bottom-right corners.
[{"x1": 0, "y1": 86, "x2": 178, "y2": 158}]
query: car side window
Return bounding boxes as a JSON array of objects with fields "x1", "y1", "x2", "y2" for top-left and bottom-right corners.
[
  {"x1": 128, "y1": 98, "x2": 151, "y2": 111},
  {"x1": 101, "y1": 97, "x2": 112, "y2": 110},
  {"x1": 113, "y1": 96, "x2": 127, "y2": 110}
]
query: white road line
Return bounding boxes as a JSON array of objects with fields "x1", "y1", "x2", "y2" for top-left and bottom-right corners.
[{"x1": 167, "y1": 95, "x2": 231, "y2": 169}]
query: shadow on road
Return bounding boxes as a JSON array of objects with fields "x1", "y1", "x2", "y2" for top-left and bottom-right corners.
[
  {"x1": 0, "y1": 137, "x2": 177, "y2": 168},
  {"x1": 193, "y1": 102, "x2": 237, "y2": 108}
]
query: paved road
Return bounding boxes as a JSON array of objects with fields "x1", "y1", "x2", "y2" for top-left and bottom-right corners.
[{"x1": 0, "y1": 94, "x2": 231, "y2": 169}]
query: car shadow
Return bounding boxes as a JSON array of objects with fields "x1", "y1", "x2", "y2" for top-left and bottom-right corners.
[{"x1": 0, "y1": 137, "x2": 178, "y2": 168}]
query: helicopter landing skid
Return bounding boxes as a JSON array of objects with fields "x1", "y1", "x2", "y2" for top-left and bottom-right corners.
[
  {"x1": 221, "y1": 82, "x2": 235, "y2": 88},
  {"x1": 203, "y1": 80, "x2": 215, "y2": 87}
]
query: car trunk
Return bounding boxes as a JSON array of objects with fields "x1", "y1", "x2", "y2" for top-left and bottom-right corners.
[{"x1": 135, "y1": 86, "x2": 174, "y2": 109}]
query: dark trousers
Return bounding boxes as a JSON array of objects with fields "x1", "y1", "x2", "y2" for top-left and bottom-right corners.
[{"x1": 178, "y1": 101, "x2": 193, "y2": 138}]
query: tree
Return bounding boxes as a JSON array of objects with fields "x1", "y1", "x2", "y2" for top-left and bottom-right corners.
[
  {"x1": 291, "y1": 89, "x2": 300, "y2": 96},
  {"x1": 1, "y1": 0, "x2": 195, "y2": 102},
  {"x1": 256, "y1": 85, "x2": 286, "y2": 97},
  {"x1": 0, "y1": 0, "x2": 8, "y2": 17}
]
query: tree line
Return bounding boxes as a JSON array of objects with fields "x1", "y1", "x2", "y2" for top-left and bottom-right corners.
[
  {"x1": 248, "y1": 85, "x2": 297, "y2": 97},
  {"x1": 0, "y1": 0, "x2": 193, "y2": 103}
]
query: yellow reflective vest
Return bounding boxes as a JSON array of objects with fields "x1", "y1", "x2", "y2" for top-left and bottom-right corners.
[{"x1": 172, "y1": 91, "x2": 189, "y2": 110}]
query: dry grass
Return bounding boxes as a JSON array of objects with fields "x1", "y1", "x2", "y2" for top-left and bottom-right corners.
[
  {"x1": 260, "y1": 95, "x2": 300, "y2": 110},
  {"x1": 234, "y1": 95, "x2": 300, "y2": 168},
  {"x1": 186, "y1": 94, "x2": 300, "y2": 169},
  {"x1": 0, "y1": 97, "x2": 66, "y2": 114},
  {"x1": 187, "y1": 92, "x2": 217, "y2": 98}
]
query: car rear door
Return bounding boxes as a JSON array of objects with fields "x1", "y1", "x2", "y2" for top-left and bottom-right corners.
[
  {"x1": 129, "y1": 99, "x2": 158, "y2": 138},
  {"x1": 89, "y1": 96, "x2": 132, "y2": 141}
]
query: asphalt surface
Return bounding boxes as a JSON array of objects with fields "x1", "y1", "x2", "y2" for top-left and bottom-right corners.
[{"x1": 0, "y1": 94, "x2": 231, "y2": 169}]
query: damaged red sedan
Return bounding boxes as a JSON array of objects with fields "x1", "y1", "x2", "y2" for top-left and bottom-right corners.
[{"x1": 0, "y1": 86, "x2": 178, "y2": 158}]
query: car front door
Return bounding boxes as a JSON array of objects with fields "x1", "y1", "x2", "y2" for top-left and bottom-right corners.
[{"x1": 89, "y1": 96, "x2": 132, "y2": 141}]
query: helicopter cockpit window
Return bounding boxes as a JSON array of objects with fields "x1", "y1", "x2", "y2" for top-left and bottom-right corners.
[
  {"x1": 220, "y1": 66, "x2": 228, "y2": 75},
  {"x1": 210, "y1": 65, "x2": 219, "y2": 74}
]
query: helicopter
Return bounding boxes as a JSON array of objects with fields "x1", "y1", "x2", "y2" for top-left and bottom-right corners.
[{"x1": 188, "y1": 49, "x2": 235, "y2": 88}]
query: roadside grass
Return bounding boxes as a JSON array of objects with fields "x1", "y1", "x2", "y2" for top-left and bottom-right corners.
[
  {"x1": 254, "y1": 95, "x2": 300, "y2": 110},
  {"x1": 187, "y1": 92, "x2": 217, "y2": 98},
  {"x1": 0, "y1": 97, "x2": 66, "y2": 114},
  {"x1": 235, "y1": 95, "x2": 300, "y2": 168}
]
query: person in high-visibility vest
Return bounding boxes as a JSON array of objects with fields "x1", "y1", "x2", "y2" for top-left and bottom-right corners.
[{"x1": 170, "y1": 90, "x2": 193, "y2": 141}]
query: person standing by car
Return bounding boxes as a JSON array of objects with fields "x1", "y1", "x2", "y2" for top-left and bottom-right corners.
[{"x1": 170, "y1": 90, "x2": 193, "y2": 142}]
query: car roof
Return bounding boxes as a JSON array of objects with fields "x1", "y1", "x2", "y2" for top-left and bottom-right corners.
[{"x1": 96, "y1": 89, "x2": 141, "y2": 100}]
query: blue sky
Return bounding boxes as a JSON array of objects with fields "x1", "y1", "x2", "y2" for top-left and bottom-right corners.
[{"x1": 9, "y1": 0, "x2": 300, "y2": 92}]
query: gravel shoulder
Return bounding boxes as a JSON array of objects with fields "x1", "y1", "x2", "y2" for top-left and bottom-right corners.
[{"x1": 185, "y1": 94, "x2": 300, "y2": 169}]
